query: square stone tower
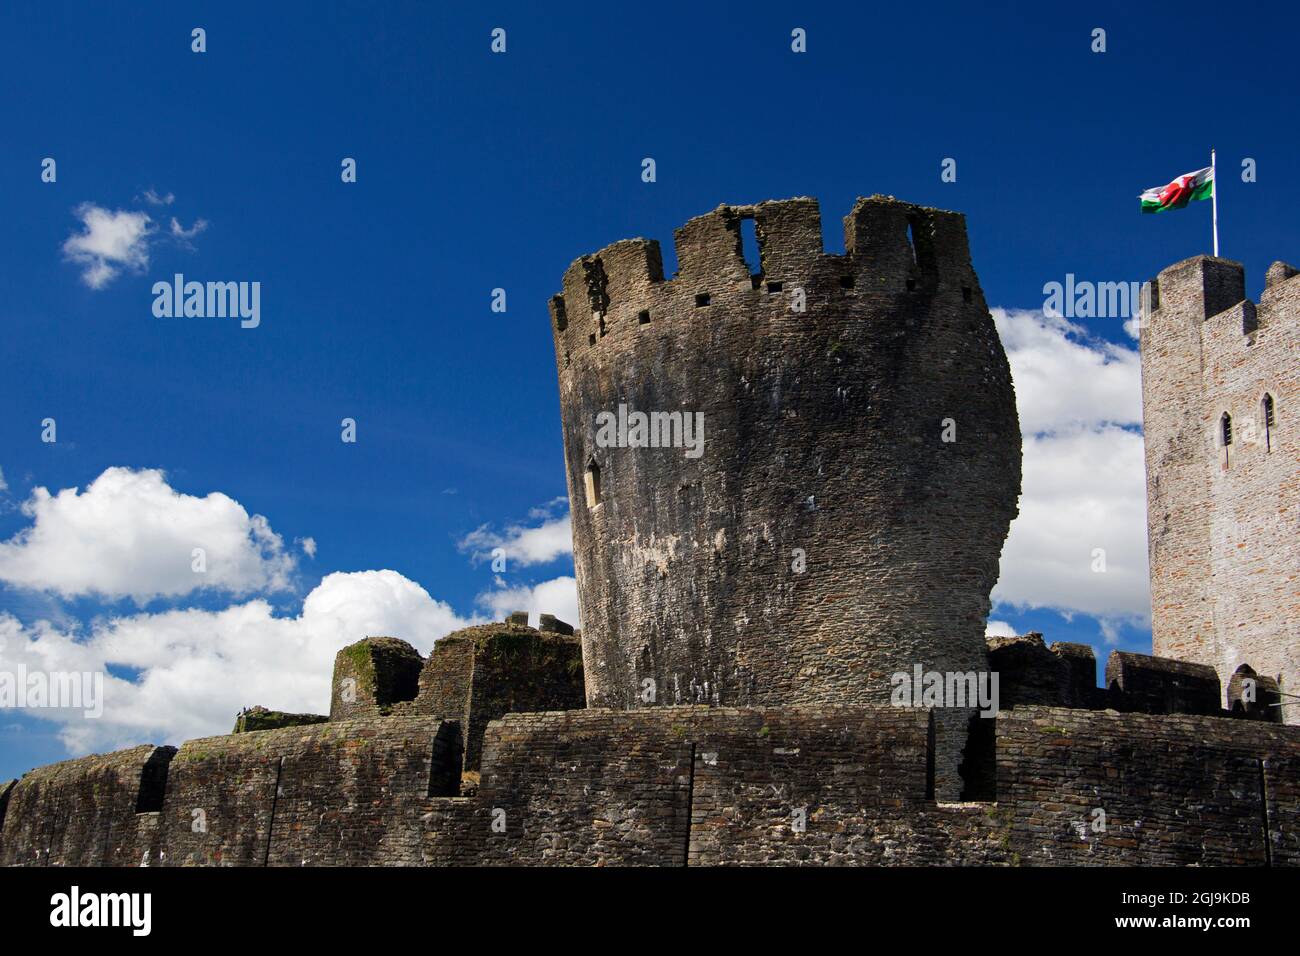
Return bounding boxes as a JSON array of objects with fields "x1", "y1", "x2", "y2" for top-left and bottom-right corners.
[{"x1": 1140, "y1": 255, "x2": 1299, "y2": 718}]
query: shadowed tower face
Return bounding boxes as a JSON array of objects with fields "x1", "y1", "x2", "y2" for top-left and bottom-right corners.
[{"x1": 549, "y1": 196, "x2": 1022, "y2": 797}]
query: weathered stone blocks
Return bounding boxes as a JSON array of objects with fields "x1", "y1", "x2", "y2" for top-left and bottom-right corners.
[
  {"x1": 330, "y1": 635, "x2": 424, "y2": 720},
  {"x1": 414, "y1": 619, "x2": 585, "y2": 772},
  {"x1": 232, "y1": 705, "x2": 329, "y2": 733},
  {"x1": 1141, "y1": 255, "x2": 1300, "y2": 717},
  {"x1": 550, "y1": 196, "x2": 1022, "y2": 799}
]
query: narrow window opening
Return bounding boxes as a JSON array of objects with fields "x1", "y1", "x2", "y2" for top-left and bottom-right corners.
[
  {"x1": 588, "y1": 333, "x2": 596, "y2": 346},
  {"x1": 767, "y1": 281, "x2": 783, "y2": 293},
  {"x1": 637, "y1": 309, "x2": 650, "y2": 325},
  {"x1": 839, "y1": 275, "x2": 855, "y2": 289},
  {"x1": 564, "y1": 351, "x2": 571, "y2": 368},
  {"x1": 906, "y1": 222, "x2": 919, "y2": 265},
  {"x1": 1263, "y1": 394, "x2": 1275, "y2": 452},
  {"x1": 598, "y1": 314, "x2": 607, "y2": 338},
  {"x1": 695, "y1": 293, "x2": 711, "y2": 307},
  {"x1": 551, "y1": 295, "x2": 568, "y2": 332},
  {"x1": 906, "y1": 278, "x2": 917, "y2": 292},
  {"x1": 750, "y1": 275, "x2": 762, "y2": 290},
  {"x1": 584, "y1": 459, "x2": 602, "y2": 508},
  {"x1": 135, "y1": 746, "x2": 176, "y2": 813},
  {"x1": 1221, "y1": 412, "x2": 1233, "y2": 466},
  {"x1": 428, "y1": 721, "x2": 464, "y2": 797},
  {"x1": 962, "y1": 286, "x2": 973, "y2": 303},
  {"x1": 739, "y1": 217, "x2": 762, "y2": 278}
]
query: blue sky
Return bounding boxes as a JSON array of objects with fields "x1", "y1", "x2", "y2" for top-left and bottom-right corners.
[{"x1": 1, "y1": 0, "x2": 1297, "y2": 779}]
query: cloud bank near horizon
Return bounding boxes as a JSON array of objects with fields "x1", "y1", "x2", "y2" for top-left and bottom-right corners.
[{"x1": 0, "y1": 304, "x2": 1150, "y2": 757}]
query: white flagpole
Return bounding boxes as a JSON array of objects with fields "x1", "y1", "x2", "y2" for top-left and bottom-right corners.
[{"x1": 1211, "y1": 147, "x2": 1219, "y2": 256}]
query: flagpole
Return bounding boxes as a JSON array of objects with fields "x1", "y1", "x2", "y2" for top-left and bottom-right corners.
[{"x1": 1211, "y1": 147, "x2": 1219, "y2": 257}]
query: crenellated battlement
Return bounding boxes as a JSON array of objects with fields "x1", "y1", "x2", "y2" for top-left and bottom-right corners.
[
  {"x1": 1145, "y1": 255, "x2": 1300, "y2": 336},
  {"x1": 548, "y1": 196, "x2": 983, "y2": 368}
]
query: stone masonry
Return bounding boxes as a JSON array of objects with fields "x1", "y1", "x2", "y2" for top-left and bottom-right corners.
[
  {"x1": 1140, "y1": 256, "x2": 1299, "y2": 717},
  {"x1": 549, "y1": 196, "x2": 1021, "y2": 798},
  {"x1": 414, "y1": 619, "x2": 584, "y2": 773}
]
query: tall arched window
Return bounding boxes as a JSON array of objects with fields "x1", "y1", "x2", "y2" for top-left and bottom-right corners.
[
  {"x1": 1221, "y1": 412, "x2": 1232, "y2": 466},
  {"x1": 1263, "y1": 393, "x2": 1276, "y2": 452}
]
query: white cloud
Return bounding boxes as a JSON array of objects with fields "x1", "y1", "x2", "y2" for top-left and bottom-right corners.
[
  {"x1": 989, "y1": 308, "x2": 1150, "y2": 635},
  {"x1": 0, "y1": 467, "x2": 296, "y2": 604},
  {"x1": 476, "y1": 575, "x2": 580, "y2": 630},
  {"x1": 0, "y1": 465, "x2": 7, "y2": 493},
  {"x1": 170, "y1": 216, "x2": 208, "y2": 243},
  {"x1": 0, "y1": 570, "x2": 479, "y2": 754},
  {"x1": 298, "y1": 536, "x2": 317, "y2": 558},
  {"x1": 993, "y1": 308, "x2": 1142, "y2": 435},
  {"x1": 458, "y1": 498, "x2": 572, "y2": 568},
  {"x1": 985, "y1": 620, "x2": 1018, "y2": 637},
  {"x1": 142, "y1": 189, "x2": 175, "y2": 206},
  {"x1": 62, "y1": 204, "x2": 153, "y2": 289}
]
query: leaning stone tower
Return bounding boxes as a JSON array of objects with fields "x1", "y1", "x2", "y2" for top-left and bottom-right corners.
[{"x1": 548, "y1": 196, "x2": 1021, "y2": 796}]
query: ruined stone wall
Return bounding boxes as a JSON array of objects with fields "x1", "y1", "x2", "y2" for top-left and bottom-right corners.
[
  {"x1": 1103, "y1": 651, "x2": 1221, "y2": 715},
  {"x1": 329, "y1": 636, "x2": 424, "y2": 720},
  {"x1": 162, "y1": 716, "x2": 461, "y2": 866},
  {"x1": 265, "y1": 718, "x2": 462, "y2": 866},
  {"x1": 0, "y1": 780, "x2": 14, "y2": 849},
  {"x1": 473, "y1": 705, "x2": 1011, "y2": 866},
  {"x1": 0, "y1": 745, "x2": 174, "y2": 867},
  {"x1": 984, "y1": 636, "x2": 1270, "y2": 719},
  {"x1": 1141, "y1": 256, "x2": 1300, "y2": 718},
  {"x1": 3, "y1": 702, "x2": 1300, "y2": 866},
  {"x1": 997, "y1": 706, "x2": 1300, "y2": 865},
  {"x1": 550, "y1": 196, "x2": 1021, "y2": 798},
  {"x1": 0, "y1": 717, "x2": 463, "y2": 867},
  {"x1": 414, "y1": 623, "x2": 585, "y2": 772}
]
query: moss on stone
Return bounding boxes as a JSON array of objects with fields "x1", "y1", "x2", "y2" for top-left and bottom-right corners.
[{"x1": 232, "y1": 707, "x2": 329, "y2": 734}]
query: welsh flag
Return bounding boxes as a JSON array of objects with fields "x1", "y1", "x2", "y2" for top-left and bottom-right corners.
[{"x1": 1140, "y1": 166, "x2": 1214, "y2": 213}]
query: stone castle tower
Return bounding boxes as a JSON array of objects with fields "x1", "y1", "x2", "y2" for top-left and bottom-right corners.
[
  {"x1": 548, "y1": 195, "x2": 1022, "y2": 795},
  {"x1": 1140, "y1": 255, "x2": 1300, "y2": 719}
]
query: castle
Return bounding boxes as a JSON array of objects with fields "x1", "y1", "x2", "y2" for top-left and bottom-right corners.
[{"x1": 0, "y1": 196, "x2": 1296, "y2": 866}]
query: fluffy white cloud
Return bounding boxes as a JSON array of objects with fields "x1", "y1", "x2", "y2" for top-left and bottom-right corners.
[
  {"x1": 169, "y1": 216, "x2": 208, "y2": 244},
  {"x1": 985, "y1": 620, "x2": 1018, "y2": 637},
  {"x1": 0, "y1": 570, "x2": 478, "y2": 754},
  {"x1": 458, "y1": 498, "x2": 572, "y2": 568},
  {"x1": 476, "y1": 576, "x2": 580, "y2": 630},
  {"x1": 62, "y1": 204, "x2": 153, "y2": 289},
  {"x1": 0, "y1": 465, "x2": 7, "y2": 493},
  {"x1": 0, "y1": 468, "x2": 296, "y2": 604},
  {"x1": 142, "y1": 189, "x2": 174, "y2": 206},
  {"x1": 993, "y1": 308, "x2": 1142, "y2": 435},
  {"x1": 989, "y1": 308, "x2": 1150, "y2": 636}
]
